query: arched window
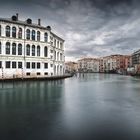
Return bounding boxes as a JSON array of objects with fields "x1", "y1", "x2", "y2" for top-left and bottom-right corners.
[
  {"x1": 37, "y1": 31, "x2": 40, "y2": 41},
  {"x1": 54, "y1": 51, "x2": 56, "y2": 60},
  {"x1": 0, "y1": 42, "x2": 1, "y2": 54},
  {"x1": 18, "y1": 28, "x2": 22, "y2": 39},
  {"x1": 12, "y1": 27, "x2": 16, "y2": 38},
  {"x1": 60, "y1": 53, "x2": 62, "y2": 61},
  {"x1": 57, "y1": 52, "x2": 59, "y2": 61},
  {"x1": 54, "y1": 39, "x2": 56, "y2": 47},
  {"x1": 6, "y1": 42, "x2": 10, "y2": 54},
  {"x1": 18, "y1": 44, "x2": 22, "y2": 55},
  {"x1": 44, "y1": 46, "x2": 48, "y2": 57},
  {"x1": 6, "y1": 26, "x2": 10, "y2": 37},
  {"x1": 57, "y1": 41, "x2": 59, "y2": 48},
  {"x1": 32, "y1": 30, "x2": 35, "y2": 40},
  {"x1": 37, "y1": 46, "x2": 40, "y2": 56},
  {"x1": 44, "y1": 32, "x2": 48, "y2": 42},
  {"x1": 32, "y1": 45, "x2": 35, "y2": 56},
  {"x1": 12, "y1": 43, "x2": 16, "y2": 55},
  {"x1": 26, "y1": 44, "x2": 30, "y2": 56},
  {"x1": 0, "y1": 25, "x2": 1, "y2": 36},
  {"x1": 26, "y1": 29, "x2": 30, "y2": 40},
  {"x1": 60, "y1": 42, "x2": 63, "y2": 49}
]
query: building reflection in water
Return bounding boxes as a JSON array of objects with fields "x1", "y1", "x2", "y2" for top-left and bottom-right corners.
[{"x1": 0, "y1": 80, "x2": 64, "y2": 108}]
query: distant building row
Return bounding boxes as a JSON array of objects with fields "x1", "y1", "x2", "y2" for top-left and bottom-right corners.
[
  {"x1": 65, "y1": 50, "x2": 140, "y2": 74},
  {"x1": 65, "y1": 54, "x2": 134, "y2": 74},
  {"x1": 77, "y1": 55, "x2": 131, "y2": 74}
]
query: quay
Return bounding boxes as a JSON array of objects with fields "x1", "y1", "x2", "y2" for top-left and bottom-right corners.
[{"x1": 0, "y1": 74, "x2": 73, "y2": 82}]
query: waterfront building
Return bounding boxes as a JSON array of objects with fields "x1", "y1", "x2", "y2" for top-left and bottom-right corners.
[
  {"x1": 0, "y1": 14, "x2": 65, "y2": 79},
  {"x1": 102, "y1": 55, "x2": 131, "y2": 74},
  {"x1": 65, "y1": 62, "x2": 78, "y2": 73},
  {"x1": 77, "y1": 55, "x2": 131, "y2": 74},
  {"x1": 132, "y1": 49, "x2": 140, "y2": 73},
  {"x1": 78, "y1": 58, "x2": 100, "y2": 72},
  {"x1": 99, "y1": 58, "x2": 104, "y2": 73},
  {"x1": 124, "y1": 55, "x2": 132, "y2": 70},
  {"x1": 102, "y1": 55, "x2": 117, "y2": 72}
]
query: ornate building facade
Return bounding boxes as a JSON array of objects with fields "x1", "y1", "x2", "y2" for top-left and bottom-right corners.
[
  {"x1": 132, "y1": 49, "x2": 140, "y2": 73},
  {"x1": 78, "y1": 58, "x2": 100, "y2": 72},
  {"x1": 0, "y1": 14, "x2": 65, "y2": 79}
]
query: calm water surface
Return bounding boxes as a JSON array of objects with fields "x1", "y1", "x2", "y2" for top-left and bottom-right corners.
[{"x1": 0, "y1": 74, "x2": 140, "y2": 140}]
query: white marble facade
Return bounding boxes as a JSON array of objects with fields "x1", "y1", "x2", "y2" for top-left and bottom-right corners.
[{"x1": 0, "y1": 14, "x2": 65, "y2": 79}]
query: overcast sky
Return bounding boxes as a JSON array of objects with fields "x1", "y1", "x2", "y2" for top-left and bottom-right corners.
[{"x1": 0, "y1": 0, "x2": 140, "y2": 61}]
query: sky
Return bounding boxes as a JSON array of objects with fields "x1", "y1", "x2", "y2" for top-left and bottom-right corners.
[{"x1": 0, "y1": 0, "x2": 140, "y2": 61}]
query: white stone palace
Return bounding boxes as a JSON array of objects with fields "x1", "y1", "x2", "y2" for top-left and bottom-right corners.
[{"x1": 0, "y1": 14, "x2": 65, "y2": 79}]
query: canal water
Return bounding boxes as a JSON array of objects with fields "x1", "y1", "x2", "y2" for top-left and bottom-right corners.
[{"x1": 0, "y1": 74, "x2": 140, "y2": 140}]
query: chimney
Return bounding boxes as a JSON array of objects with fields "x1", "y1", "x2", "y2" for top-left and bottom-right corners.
[
  {"x1": 16, "y1": 13, "x2": 19, "y2": 20},
  {"x1": 38, "y1": 19, "x2": 41, "y2": 26}
]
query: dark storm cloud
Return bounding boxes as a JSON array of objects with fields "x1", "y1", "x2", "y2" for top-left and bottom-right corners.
[{"x1": 0, "y1": 0, "x2": 140, "y2": 60}]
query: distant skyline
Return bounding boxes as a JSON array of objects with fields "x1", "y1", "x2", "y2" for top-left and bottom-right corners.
[{"x1": 0, "y1": 0, "x2": 140, "y2": 61}]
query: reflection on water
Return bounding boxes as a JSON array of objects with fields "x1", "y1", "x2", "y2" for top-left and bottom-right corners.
[
  {"x1": 0, "y1": 74, "x2": 140, "y2": 140},
  {"x1": 0, "y1": 80, "x2": 64, "y2": 106}
]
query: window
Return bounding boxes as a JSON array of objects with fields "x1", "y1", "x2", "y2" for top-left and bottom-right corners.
[
  {"x1": 44, "y1": 63, "x2": 48, "y2": 69},
  {"x1": 37, "y1": 72, "x2": 40, "y2": 75},
  {"x1": 26, "y1": 44, "x2": 30, "y2": 56},
  {"x1": 60, "y1": 42, "x2": 63, "y2": 49},
  {"x1": 18, "y1": 62, "x2": 22, "y2": 68},
  {"x1": 54, "y1": 51, "x2": 56, "y2": 60},
  {"x1": 37, "y1": 31, "x2": 40, "y2": 41},
  {"x1": 32, "y1": 62, "x2": 35, "y2": 69},
  {"x1": 0, "y1": 61, "x2": 2, "y2": 68},
  {"x1": 32, "y1": 45, "x2": 35, "y2": 56},
  {"x1": 6, "y1": 61, "x2": 10, "y2": 68},
  {"x1": 6, "y1": 26, "x2": 10, "y2": 37},
  {"x1": 26, "y1": 29, "x2": 30, "y2": 40},
  {"x1": 0, "y1": 25, "x2": 1, "y2": 36},
  {"x1": 44, "y1": 47, "x2": 48, "y2": 57},
  {"x1": 44, "y1": 72, "x2": 48, "y2": 75},
  {"x1": 6, "y1": 42, "x2": 10, "y2": 54},
  {"x1": 57, "y1": 52, "x2": 59, "y2": 61},
  {"x1": 12, "y1": 27, "x2": 16, "y2": 38},
  {"x1": 26, "y1": 72, "x2": 30, "y2": 76},
  {"x1": 18, "y1": 44, "x2": 22, "y2": 55},
  {"x1": 50, "y1": 64, "x2": 53, "y2": 67},
  {"x1": 44, "y1": 32, "x2": 48, "y2": 42},
  {"x1": 37, "y1": 63, "x2": 40, "y2": 69},
  {"x1": 54, "y1": 39, "x2": 56, "y2": 47},
  {"x1": 26, "y1": 62, "x2": 30, "y2": 69},
  {"x1": 18, "y1": 28, "x2": 22, "y2": 39},
  {"x1": 37, "y1": 46, "x2": 40, "y2": 56},
  {"x1": 60, "y1": 53, "x2": 62, "y2": 61},
  {"x1": 0, "y1": 42, "x2": 1, "y2": 54},
  {"x1": 57, "y1": 41, "x2": 59, "y2": 48},
  {"x1": 12, "y1": 62, "x2": 16, "y2": 68},
  {"x1": 12, "y1": 43, "x2": 16, "y2": 55},
  {"x1": 32, "y1": 30, "x2": 35, "y2": 40}
]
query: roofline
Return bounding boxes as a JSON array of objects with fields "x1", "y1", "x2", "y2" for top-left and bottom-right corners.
[
  {"x1": 0, "y1": 18, "x2": 49, "y2": 30},
  {"x1": 51, "y1": 32, "x2": 65, "y2": 42},
  {"x1": 0, "y1": 18, "x2": 65, "y2": 41},
  {"x1": 132, "y1": 49, "x2": 140, "y2": 55}
]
